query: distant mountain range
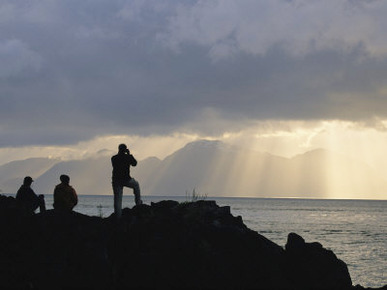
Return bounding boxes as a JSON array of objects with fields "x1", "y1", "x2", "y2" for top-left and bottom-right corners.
[{"x1": 1, "y1": 140, "x2": 386, "y2": 199}]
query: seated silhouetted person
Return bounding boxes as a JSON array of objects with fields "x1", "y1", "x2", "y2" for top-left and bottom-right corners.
[
  {"x1": 16, "y1": 176, "x2": 46, "y2": 214},
  {"x1": 53, "y1": 175, "x2": 78, "y2": 211}
]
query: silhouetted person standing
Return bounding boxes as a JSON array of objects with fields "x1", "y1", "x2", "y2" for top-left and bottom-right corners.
[
  {"x1": 111, "y1": 144, "x2": 142, "y2": 218},
  {"x1": 53, "y1": 174, "x2": 78, "y2": 211},
  {"x1": 16, "y1": 176, "x2": 46, "y2": 214}
]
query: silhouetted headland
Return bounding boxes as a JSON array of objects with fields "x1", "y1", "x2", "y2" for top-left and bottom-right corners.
[{"x1": 0, "y1": 194, "x2": 385, "y2": 289}]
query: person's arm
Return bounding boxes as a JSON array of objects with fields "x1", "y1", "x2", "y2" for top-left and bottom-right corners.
[
  {"x1": 30, "y1": 188, "x2": 41, "y2": 211},
  {"x1": 72, "y1": 187, "x2": 78, "y2": 206},
  {"x1": 129, "y1": 154, "x2": 137, "y2": 166},
  {"x1": 125, "y1": 149, "x2": 137, "y2": 166}
]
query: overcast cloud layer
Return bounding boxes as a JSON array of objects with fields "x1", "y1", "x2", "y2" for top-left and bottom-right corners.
[{"x1": 1, "y1": 0, "x2": 387, "y2": 146}]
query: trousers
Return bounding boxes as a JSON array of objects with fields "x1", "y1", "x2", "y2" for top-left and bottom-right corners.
[{"x1": 112, "y1": 178, "x2": 141, "y2": 218}]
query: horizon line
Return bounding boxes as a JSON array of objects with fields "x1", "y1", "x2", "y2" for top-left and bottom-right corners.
[{"x1": 2, "y1": 193, "x2": 386, "y2": 202}]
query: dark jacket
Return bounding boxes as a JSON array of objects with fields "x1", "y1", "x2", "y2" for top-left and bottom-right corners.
[
  {"x1": 53, "y1": 183, "x2": 78, "y2": 211},
  {"x1": 16, "y1": 185, "x2": 40, "y2": 213},
  {"x1": 111, "y1": 152, "x2": 137, "y2": 182}
]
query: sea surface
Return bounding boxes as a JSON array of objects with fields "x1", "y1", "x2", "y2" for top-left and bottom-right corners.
[{"x1": 16, "y1": 194, "x2": 387, "y2": 288}]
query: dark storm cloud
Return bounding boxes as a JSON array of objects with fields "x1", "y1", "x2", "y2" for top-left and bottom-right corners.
[{"x1": 1, "y1": 0, "x2": 387, "y2": 146}]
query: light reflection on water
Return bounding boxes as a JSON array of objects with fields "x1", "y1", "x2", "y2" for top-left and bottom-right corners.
[{"x1": 38, "y1": 195, "x2": 387, "y2": 288}]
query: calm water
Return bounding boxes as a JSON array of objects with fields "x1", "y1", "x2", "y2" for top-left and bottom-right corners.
[{"x1": 32, "y1": 195, "x2": 387, "y2": 288}]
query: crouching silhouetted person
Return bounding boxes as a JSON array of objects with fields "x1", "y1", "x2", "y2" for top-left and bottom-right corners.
[
  {"x1": 111, "y1": 144, "x2": 142, "y2": 218},
  {"x1": 53, "y1": 175, "x2": 78, "y2": 211},
  {"x1": 16, "y1": 176, "x2": 46, "y2": 214}
]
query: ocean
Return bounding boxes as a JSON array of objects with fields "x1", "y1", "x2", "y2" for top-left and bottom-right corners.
[{"x1": 23, "y1": 195, "x2": 387, "y2": 288}]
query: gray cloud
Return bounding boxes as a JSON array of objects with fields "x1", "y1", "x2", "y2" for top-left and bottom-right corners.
[
  {"x1": 0, "y1": 39, "x2": 42, "y2": 78},
  {"x1": 1, "y1": 0, "x2": 387, "y2": 146}
]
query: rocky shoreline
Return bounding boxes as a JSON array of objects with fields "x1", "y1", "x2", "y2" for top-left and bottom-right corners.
[{"x1": 0, "y1": 195, "x2": 385, "y2": 289}]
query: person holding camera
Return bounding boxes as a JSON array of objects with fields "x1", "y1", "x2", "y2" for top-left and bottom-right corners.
[{"x1": 111, "y1": 143, "x2": 142, "y2": 218}]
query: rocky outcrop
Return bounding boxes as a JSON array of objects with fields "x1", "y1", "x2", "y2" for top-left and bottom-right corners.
[
  {"x1": 284, "y1": 232, "x2": 352, "y2": 289},
  {"x1": 0, "y1": 195, "x2": 381, "y2": 289}
]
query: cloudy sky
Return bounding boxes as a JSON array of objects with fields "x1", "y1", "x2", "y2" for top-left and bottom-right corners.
[{"x1": 1, "y1": 0, "x2": 387, "y2": 197}]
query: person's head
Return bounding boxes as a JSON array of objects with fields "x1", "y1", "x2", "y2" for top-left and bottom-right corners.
[
  {"x1": 60, "y1": 174, "x2": 70, "y2": 184},
  {"x1": 23, "y1": 176, "x2": 33, "y2": 186},
  {"x1": 118, "y1": 143, "x2": 128, "y2": 153}
]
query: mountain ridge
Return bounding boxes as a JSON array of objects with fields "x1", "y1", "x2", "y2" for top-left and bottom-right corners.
[{"x1": 1, "y1": 140, "x2": 386, "y2": 199}]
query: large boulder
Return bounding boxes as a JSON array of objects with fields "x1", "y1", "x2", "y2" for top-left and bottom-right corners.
[
  {"x1": 107, "y1": 200, "x2": 287, "y2": 289},
  {"x1": 284, "y1": 232, "x2": 352, "y2": 289}
]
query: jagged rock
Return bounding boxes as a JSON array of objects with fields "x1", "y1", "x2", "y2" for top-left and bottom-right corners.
[
  {"x1": 284, "y1": 232, "x2": 352, "y2": 289},
  {"x1": 0, "y1": 194, "x2": 380, "y2": 289}
]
